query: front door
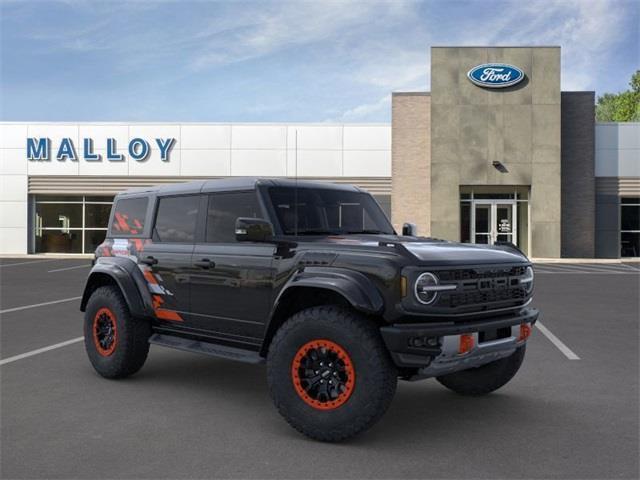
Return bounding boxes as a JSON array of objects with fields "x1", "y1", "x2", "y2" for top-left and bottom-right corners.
[
  {"x1": 189, "y1": 191, "x2": 276, "y2": 344},
  {"x1": 472, "y1": 201, "x2": 517, "y2": 246}
]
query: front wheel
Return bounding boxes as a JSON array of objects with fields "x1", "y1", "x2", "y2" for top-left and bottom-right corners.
[
  {"x1": 436, "y1": 345, "x2": 526, "y2": 396},
  {"x1": 267, "y1": 305, "x2": 397, "y2": 442},
  {"x1": 84, "y1": 285, "x2": 151, "y2": 379}
]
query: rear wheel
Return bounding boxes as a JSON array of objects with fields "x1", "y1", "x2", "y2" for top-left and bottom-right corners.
[
  {"x1": 267, "y1": 305, "x2": 397, "y2": 442},
  {"x1": 436, "y1": 345, "x2": 526, "y2": 396},
  {"x1": 84, "y1": 286, "x2": 151, "y2": 379}
]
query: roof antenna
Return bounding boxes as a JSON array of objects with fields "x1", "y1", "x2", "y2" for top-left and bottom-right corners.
[{"x1": 294, "y1": 128, "x2": 298, "y2": 237}]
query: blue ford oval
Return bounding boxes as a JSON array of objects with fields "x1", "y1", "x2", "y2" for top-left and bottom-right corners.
[{"x1": 467, "y1": 63, "x2": 525, "y2": 88}]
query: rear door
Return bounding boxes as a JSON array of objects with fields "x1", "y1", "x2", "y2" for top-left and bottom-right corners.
[
  {"x1": 142, "y1": 194, "x2": 201, "y2": 325},
  {"x1": 190, "y1": 191, "x2": 276, "y2": 343}
]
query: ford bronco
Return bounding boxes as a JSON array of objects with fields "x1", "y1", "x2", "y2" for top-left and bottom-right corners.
[{"x1": 81, "y1": 178, "x2": 538, "y2": 441}]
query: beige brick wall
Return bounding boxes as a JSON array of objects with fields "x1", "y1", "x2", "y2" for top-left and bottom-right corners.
[{"x1": 391, "y1": 93, "x2": 431, "y2": 235}]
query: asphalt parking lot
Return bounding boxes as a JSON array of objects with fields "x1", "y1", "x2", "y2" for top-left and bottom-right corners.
[{"x1": 1, "y1": 258, "x2": 638, "y2": 479}]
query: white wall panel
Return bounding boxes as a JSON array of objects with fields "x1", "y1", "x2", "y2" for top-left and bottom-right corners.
[
  {"x1": 78, "y1": 125, "x2": 129, "y2": 157},
  {"x1": 0, "y1": 174, "x2": 27, "y2": 201},
  {"x1": 181, "y1": 125, "x2": 231, "y2": 149},
  {"x1": 181, "y1": 149, "x2": 231, "y2": 176},
  {"x1": 595, "y1": 124, "x2": 640, "y2": 178},
  {"x1": 287, "y1": 126, "x2": 343, "y2": 150},
  {"x1": 78, "y1": 151, "x2": 129, "y2": 176},
  {"x1": 128, "y1": 124, "x2": 181, "y2": 144},
  {"x1": 27, "y1": 158, "x2": 80, "y2": 176},
  {"x1": 288, "y1": 150, "x2": 343, "y2": 177},
  {"x1": 232, "y1": 125, "x2": 287, "y2": 149},
  {"x1": 0, "y1": 201, "x2": 27, "y2": 228},
  {"x1": 595, "y1": 149, "x2": 618, "y2": 177},
  {"x1": 618, "y1": 149, "x2": 640, "y2": 177},
  {"x1": 343, "y1": 150, "x2": 391, "y2": 177},
  {"x1": 344, "y1": 125, "x2": 391, "y2": 150},
  {"x1": 595, "y1": 124, "x2": 618, "y2": 149},
  {"x1": 231, "y1": 150, "x2": 287, "y2": 176},
  {"x1": 128, "y1": 149, "x2": 181, "y2": 176},
  {"x1": 0, "y1": 227, "x2": 28, "y2": 254},
  {"x1": 0, "y1": 149, "x2": 28, "y2": 175},
  {"x1": 0, "y1": 124, "x2": 28, "y2": 148},
  {"x1": 618, "y1": 124, "x2": 640, "y2": 150},
  {"x1": 27, "y1": 124, "x2": 79, "y2": 147}
]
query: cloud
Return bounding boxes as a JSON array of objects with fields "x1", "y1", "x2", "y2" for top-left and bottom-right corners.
[
  {"x1": 339, "y1": 94, "x2": 391, "y2": 121},
  {"x1": 1, "y1": 0, "x2": 636, "y2": 121},
  {"x1": 188, "y1": 1, "x2": 416, "y2": 71}
]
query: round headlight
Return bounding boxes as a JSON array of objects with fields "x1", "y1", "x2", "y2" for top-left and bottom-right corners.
[
  {"x1": 522, "y1": 266, "x2": 534, "y2": 294},
  {"x1": 414, "y1": 272, "x2": 440, "y2": 305}
]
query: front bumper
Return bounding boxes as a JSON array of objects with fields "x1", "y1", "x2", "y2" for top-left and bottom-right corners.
[{"x1": 380, "y1": 307, "x2": 539, "y2": 379}]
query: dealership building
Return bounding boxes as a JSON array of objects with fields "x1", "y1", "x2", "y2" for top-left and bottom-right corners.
[{"x1": 0, "y1": 46, "x2": 638, "y2": 258}]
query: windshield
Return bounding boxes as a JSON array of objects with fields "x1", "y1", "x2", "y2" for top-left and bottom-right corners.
[{"x1": 268, "y1": 187, "x2": 395, "y2": 236}]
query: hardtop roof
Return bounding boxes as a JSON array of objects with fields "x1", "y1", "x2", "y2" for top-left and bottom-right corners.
[{"x1": 115, "y1": 177, "x2": 362, "y2": 198}]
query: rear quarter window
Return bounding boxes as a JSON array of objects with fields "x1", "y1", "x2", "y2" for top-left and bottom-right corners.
[
  {"x1": 152, "y1": 195, "x2": 200, "y2": 243},
  {"x1": 109, "y1": 197, "x2": 148, "y2": 236}
]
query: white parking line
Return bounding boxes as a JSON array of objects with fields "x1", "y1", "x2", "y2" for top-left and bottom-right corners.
[
  {"x1": 0, "y1": 296, "x2": 82, "y2": 315},
  {"x1": 0, "y1": 337, "x2": 84, "y2": 366},
  {"x1": 48, "y1": 264, "x2": 91, "y2": 273},
  {"x1": 536, "y1": 321, "x2": 580, "y2": 360},
  {"x1": 534, "y1": 264, "x2": 640, "y2": 275},
  {"x1": 0, "y1": 259, "x2": 59, "y2": 268}
]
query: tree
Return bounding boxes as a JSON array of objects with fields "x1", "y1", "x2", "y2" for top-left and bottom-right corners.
[{"x1": 596, "y1": 70, "x2": 640, "y2": 122}]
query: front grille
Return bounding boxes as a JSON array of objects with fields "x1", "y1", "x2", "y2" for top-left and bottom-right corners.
[
  {"x1": 434, "y1": 265, "x2": 529, "y2": 310},
  {"x1": 437, "y1": 266, "x2": 526, "y2": 282},
  {"x1": 443, "y1": 286, "x2": 527, "y2": 308}
]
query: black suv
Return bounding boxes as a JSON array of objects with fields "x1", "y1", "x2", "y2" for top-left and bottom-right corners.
[{"x1": 81, "y1": 178, "x2": 538, "y2": 441}]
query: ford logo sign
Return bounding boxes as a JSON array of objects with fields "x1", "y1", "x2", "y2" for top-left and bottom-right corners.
[{"x1": 467, "y1": 63, "x2": 525, "y2": 88}]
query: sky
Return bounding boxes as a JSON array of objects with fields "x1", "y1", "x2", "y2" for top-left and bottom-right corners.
[{"x1": 1, "y1": 0, "x2": 638, "y2": 122}]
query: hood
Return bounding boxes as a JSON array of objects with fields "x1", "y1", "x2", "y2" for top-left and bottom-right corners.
[
  {"x1": 302, "y1": 234, "x2": 527, "y2": 265},
  {"x1": 400, "y1": 240, "x2": 527, "y2": 265}
]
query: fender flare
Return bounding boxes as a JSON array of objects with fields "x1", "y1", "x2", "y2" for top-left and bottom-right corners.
[
  {"x1": 261, "y1": 267, "x2": 385, "y2": 354},
  {"x1": 80, "y1": 257, "x2": 154, "y2": 319},
  {"x1": 276, "y1": 267, "x2": 385, "y2": 315}
]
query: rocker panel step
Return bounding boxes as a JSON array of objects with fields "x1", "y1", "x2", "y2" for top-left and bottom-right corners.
[{"x1": 149, "y1": 333, "x2": 265, "y2": 364}]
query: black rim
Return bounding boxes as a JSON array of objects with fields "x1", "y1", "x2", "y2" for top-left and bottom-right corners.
[
  {"x1": 94, "y1": 311, "x2": 116, "y2": 351},
  {"x1": 297, "y1": 347, "x2": 349, "y2": 403}
]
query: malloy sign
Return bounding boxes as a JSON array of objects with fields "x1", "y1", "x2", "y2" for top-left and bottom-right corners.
[
  {"x1": 467, "y1": 63, "x2": 525, "y2": 89},
  {"x1": 26, "y1": 137, "x2": 176, "y2": 162}
]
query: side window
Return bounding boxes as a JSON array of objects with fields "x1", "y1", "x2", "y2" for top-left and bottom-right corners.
[
  {"x1": 152, "y1": 195, "x2": 200, "y2": 243},
  {"x1": 206, "y1": 192, "x2": 261, "y2": 243},
  {"x1": 110, "y1": 197, "x2": 148, "y2": 236}
]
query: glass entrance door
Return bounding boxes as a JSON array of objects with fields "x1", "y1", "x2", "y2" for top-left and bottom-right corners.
[
  {"x1": 474, "y1": 204, "x2": 492, "y2": 244},
  {"x1": 472, "y1": 201, "x2": 517, "y2": 246}
]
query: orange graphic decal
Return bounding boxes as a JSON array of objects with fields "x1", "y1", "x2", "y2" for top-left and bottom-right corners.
[{"x1": 152, "y1": 295, "x2": 183, "y2": 322}]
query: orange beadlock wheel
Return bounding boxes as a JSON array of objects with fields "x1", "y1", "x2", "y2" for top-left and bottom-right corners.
[
  {"x1": 92, "y1": 307, "x2": 118, "y2": 357},
  {"x1": 291, "y1": 339, "x2": 356, "y2": 410}
]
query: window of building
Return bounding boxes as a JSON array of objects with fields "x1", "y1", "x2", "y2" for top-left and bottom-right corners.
[
  {"x1": 35, "y1": 195, "x2": 114, "y2": 254},
  {"x1": 206, "y1": 192, "x2": 261, "y2": 243},
  {"x1": 152, "y1": 195, "x2": 200, "y2": 243},
  {"x1": 621, "y1": 197, "x2": 640, "y2": 257}
]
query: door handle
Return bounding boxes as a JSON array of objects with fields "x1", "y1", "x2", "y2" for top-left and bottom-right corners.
[
  {"x1": 140, "y1": 256, "x2": 158, "y2": 266},
  {"x1": 194, "y1": 258, "x2": 215, "y2": 269}
]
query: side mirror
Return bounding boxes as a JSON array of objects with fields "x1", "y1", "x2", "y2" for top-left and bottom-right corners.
[
  {"x1": 235, "y1": 217, "x2": 274, "y2": 242},
  {"x1": 402, "y1": 222, "x2": 417, "y2": 236}
]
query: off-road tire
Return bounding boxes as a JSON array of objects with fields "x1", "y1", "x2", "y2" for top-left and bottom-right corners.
[
  {"x1": 84, "y1": 285, "x2": 151, "y2": 379},
  {"x1": 267, "y1": 305, "x2": 397, "y2": 442},
  {"x1": 436, "y1": 345, "x2": 526, "y2": 396}
]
